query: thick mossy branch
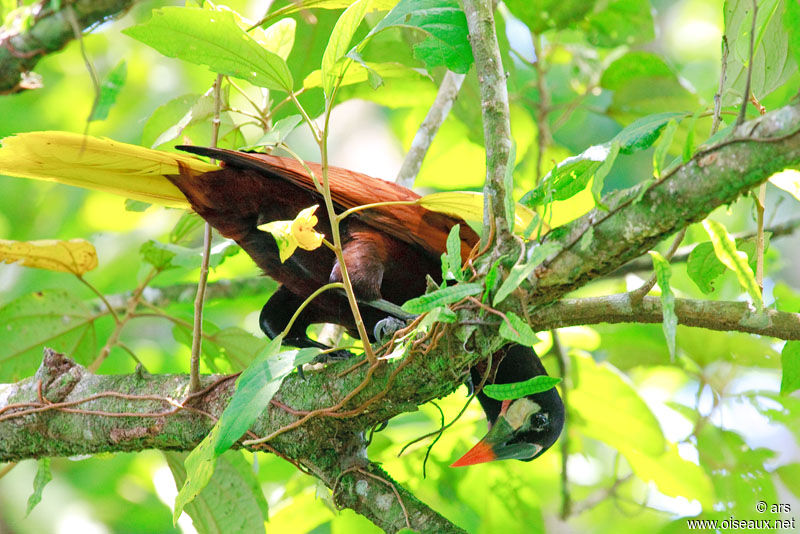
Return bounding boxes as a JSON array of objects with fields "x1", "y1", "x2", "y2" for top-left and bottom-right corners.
[
  {"x1": 0, "y1": 0, "x2": 135, "y2": 93},
  {"x1": 0, "y1": 348, "x2": 473, "y2": 531},
  {"x1": 528, "y1": 103, "x2": 800, "y2": 305}
]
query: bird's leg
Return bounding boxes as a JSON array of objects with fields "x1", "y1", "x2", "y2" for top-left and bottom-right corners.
[
  {"x1": 259, "y1": 286, "x2": 352, "y2": 375},
  {"x1": 329, "y1": 234, "x2": 386, "y2": 302}
]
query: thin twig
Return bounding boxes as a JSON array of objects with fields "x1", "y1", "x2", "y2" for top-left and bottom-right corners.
[
  {"x1": 89, "y1": 269, "x2": 158, "y2": 372},
  {"x1": 395, "y1": 70, "x2": 465, "y2": 188},
  {"x1": 712, "y1": 36, "x2": 728, "y2": 135},
  {"x1": 551, "y1": 330, "x2": 571, "y2": 519},
  {"x1": 628, "y1": 228, "x2": 687, "y2": 305},
  {"x1": 735, "y1": 0, "x2": 758, "y2": 127},
  {"x1": 189, "y1": 74, "x2": 223, "y2": 393},
  {"x1": 63, "y1": 6, "x2": 100, "y2": 135},
  {"x1": 532, "y1": 33, "x2": 552, "y2": 184}
]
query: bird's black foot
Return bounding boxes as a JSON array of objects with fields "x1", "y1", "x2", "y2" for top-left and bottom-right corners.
[
  {"x1": 464, "y1": 374, "x2": 475, "y2": 396},
  {"x1": 373, "y1": 316, "x2": 406, "y2": 343},
  {"x1": 295, "y1": 348, "x2": 353, "y2": 379},
  {"x1": 311, "y1": 348, "x2": 354, "y2": 364}
]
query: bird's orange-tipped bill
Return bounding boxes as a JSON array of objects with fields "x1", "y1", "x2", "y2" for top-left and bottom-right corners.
[
  {"x1": 450, "y1": 416, "x2": 543, "y2": 467},
  {"x1": 451, "y1": 438, "x2": 497, "y2": 467}
]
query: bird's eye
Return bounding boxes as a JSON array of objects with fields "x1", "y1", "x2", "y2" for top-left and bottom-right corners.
[{"x1": 530, "y1": 412, "x2": 549, "y2": 431}]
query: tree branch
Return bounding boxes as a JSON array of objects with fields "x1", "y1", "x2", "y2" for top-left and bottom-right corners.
[
  {"x1": 527, "y1": 102, "x2": 800, "y2": 305},
  {"x1": 1, "y1": 347, "x2": 472, "y2": 532},
  {"x1": 462, "y1": 0, "x2": 513, "y2": 246},
  {"x1": 534, "y1": 294, "x2": 800, "y2": 340},
  {"x1": 395, "y1": 70, "x2": 465, "y2": 188},
  {"x1": 0, "y1": 0, "x2": 136, "y2": 94}
]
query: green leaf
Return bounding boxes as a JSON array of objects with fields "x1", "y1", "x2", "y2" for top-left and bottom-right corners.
[
  {"x1": 482, "y1": 257, "x2": 503, "y2": 302},
  {"x1": 124, "y1": 199, "x2": 151, "y2": 212},
  {"x1": 89, "y1": 60, "x2": 127, "y2": 122},
  {"x1": 504, "y1": 0, "x2": 594, "y2": 34},
  {"x1": 600, "y1": 52, "x2": 698, "y2": 123},
  {"x1": 321, "y1": 0, "x2": 372, "y2": 97},
  {"x1": 210, "y1": 327, "x2": 270, "y2": 372},
  {"x1": 142, "y1": 93, "x2": 202, "y2": 148},
  {"x1": 569, "y1": 351, "x2": 665, "y2": 456},
  {"x1": 25, "y1": 458, "x2": 51, "y2": 516},
  {"x1": 173, "y1": 425, "x2": 221, "y2": 524},
  {"x1": 140, "y1": 240, "x2": 240, "y2": 271},
  {"x1": 252, "y1": 115, "x2": 302, "y2": 146},
  {"x1": 174, "y1": 338, "x2": 320, "y2": 517},
  {"x1": 702, "y1": 220, "x2": 763, "y2": 308},
  {"x1": 123, "y1": 7, "x2": 293, "y2": 91},
  {"x1": 0, "y1": 290, "x2": 97, "y2": 381},
  {"x1": 493, "y1": 242, "x2": 560, "y2": 306},
  {"x1": 144, "y1": 91, "x2": 230, "y2": 149},
  {"x1": 613, "y1": 112, "x2": 686, "y2": 155},
  {"x1": 170, "y1": 212, "x2": 205, "y2": 245},
  {"x1": 649, "y1": 251, "x2": 677, "y2": 360},
  {"x1": 259, "y1": 18, "x2": 296, "y2": 60},
  {"x1": 591, "y1": 139, "x2": 619, "y2": 207},
  {"x1": 303, "y1": 61, "x2": 426, "y2": 89},
  {"x1": 776, "y1": 463, "x2": 800, "y2": 498},
  {"x1": 499, "y1": 312, "x2": 540, "y2": 348},
  {"x1": 686, "y1": 234, "x2": 767, "y2": 294},
  {"x1": 140, "y1": 240, "x2": 178, "y2": 270},
  {"x1": 401, "y1": 283, "x2": 482, "y2": 313},
  {"x1": 363, "y1": 0, "x2": 473, "y2": 73},
  {"x1": 653, "y1": 118, "x2": 679, "y2": 178},
  {"x1": 215, "y1": 339, "x2": 319, "y2": 454},
  {"x1": 622, "y1": 444, "x2": 714, "y2": 508},
  {"x1": 583, "y1": 0, "x2": 654, "y2": 48},
  {"x1": 682, "y1": 110, "x2": 700, "y2": 162},
  {"x1": 722, "y1": 0, "x2": 797, "y2": 106},
  {"x1": 262, "y1": 0, "x2": 398, "y2": 23},
  {"x1": 780, "y1": 341, "x2": 800, "y2": 395},
  {"x1": 442, "y1": 224, "x2": 464, "y2": 282},
  {"x1": 686, "y1": 241, "x2": 727, "y2": 294},
  {"x1": 520, "y1": 143, "x2": 612, "y2": 207},
  {"x1": 483, "y1": 375, "x2": 561, "y2": 401},
  {"x1": 784, "y1": 0, "x2": 800, "y2": 68},
  {"x1": 166, "y1": 450, "x2": 268, "y2": 533}
]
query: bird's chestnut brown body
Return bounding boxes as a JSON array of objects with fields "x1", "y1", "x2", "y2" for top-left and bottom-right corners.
[
  {"x1": 168, "y1": 147, "x2": 478, "y2": 345},
  {"x1": 169, "y1": 146, "x2": 563, "y2": 465}
]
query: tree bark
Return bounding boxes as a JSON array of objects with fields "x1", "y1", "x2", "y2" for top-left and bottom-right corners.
[{"x1": 0, "y1": 0, "x2": 136, "y2": 93}]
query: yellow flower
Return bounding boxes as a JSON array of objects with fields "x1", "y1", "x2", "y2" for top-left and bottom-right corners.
[{"x1": 258, "y1": 205, "x2": 325, "y2": 262}]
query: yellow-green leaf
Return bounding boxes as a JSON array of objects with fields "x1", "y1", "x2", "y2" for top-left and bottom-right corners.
[
  {"x1": 418, "y1": 191, "x2": 540, "y2": 236},
  {"x1": 321, "y1": 0, "x2": 371, "y2": 97},
  {"x1": 781, "y1": 341, "x2": 800, "y2": 395},
  {"x1": 702, "y1": 220, "x2": 763, "y2": 308},
  {"x1": 622, "y1": 444, "x2": 715, "y2": 508},
  {"x1": 569, "y1": 351, "x2": 665, "y2": 456},
  {"x1": 499, "y1": 312, "x2": 540, "y2": 348},
  {"x1": 649, "y1": 251, "x2": 677, "y2": 359},
  {"x1": 769, "y1": 169, "x2": 800, "y2": 203},
  {"x1": 0, "y1": 238, "x2": 97, "y2": 275}
]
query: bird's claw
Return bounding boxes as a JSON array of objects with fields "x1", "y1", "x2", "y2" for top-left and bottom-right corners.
[{"x1": 373, "y1": 316, "x2": 406, "y2": 343}]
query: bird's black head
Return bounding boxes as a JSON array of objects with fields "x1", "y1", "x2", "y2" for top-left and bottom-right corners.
[{"x1": 452, "y1": 344, "x2": 565, "y2": 466}]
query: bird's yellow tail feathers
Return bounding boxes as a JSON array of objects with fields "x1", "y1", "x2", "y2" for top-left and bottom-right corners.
[{"x1": 0, "y1": 131, "x2": 221, "y2": 208}]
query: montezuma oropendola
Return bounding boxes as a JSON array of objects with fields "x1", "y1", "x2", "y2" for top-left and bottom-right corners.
[{"x1": 0, "y1": 131, "x2": 564, "y2": 466}]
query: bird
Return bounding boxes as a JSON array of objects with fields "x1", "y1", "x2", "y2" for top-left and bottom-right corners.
[{"x1": 0, "y1": 131, "x2": 564, "y2": 466}]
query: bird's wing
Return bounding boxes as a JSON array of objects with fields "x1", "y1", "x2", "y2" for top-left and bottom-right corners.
[{"x1": 175, "y1": 146, "x2": 478, "y2": 261}]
